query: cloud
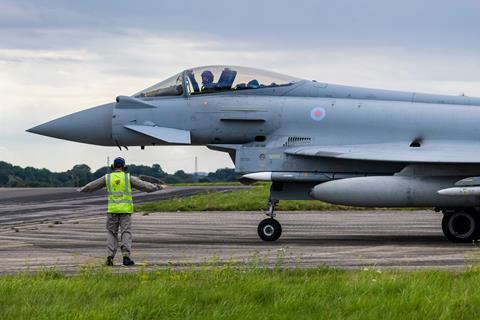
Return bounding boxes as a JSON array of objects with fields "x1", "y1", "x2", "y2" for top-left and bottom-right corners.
[
  {"x1": 2, "y1": 1, "x2": 480, "y2": 51},
  {"x1": 1, "y1": 0, "x2": 480, "y2": 172},
  {"x1": 0, "y1": 49, "x2": 97, "y2": 63}
]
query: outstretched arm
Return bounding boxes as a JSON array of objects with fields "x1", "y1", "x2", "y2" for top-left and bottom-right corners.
[
  {"x1": 77, "y1": 176, "x2": 106, "y2": 192},
  {"x1": 130, "y1": 176, "x2": 165, "y2": 193}
]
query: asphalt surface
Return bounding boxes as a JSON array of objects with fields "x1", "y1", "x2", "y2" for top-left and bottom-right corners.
[
  {"x1": 0, "y1": 186, "x2": 246, "y2": 226},
  {"x1": 0, "y1": 187, "x2": 478, "y2": 273}
]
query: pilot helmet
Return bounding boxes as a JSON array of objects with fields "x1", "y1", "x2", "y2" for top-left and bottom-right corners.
[{"x1": 201, "y1": 70, "x2": 214, "y2": 83}]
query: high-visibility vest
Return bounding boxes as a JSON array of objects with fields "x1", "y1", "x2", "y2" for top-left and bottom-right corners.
[{"x1": 105, "y1": 172, "x2": 133, "y2": 214}]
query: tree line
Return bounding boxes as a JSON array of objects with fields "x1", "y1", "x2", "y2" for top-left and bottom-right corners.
[{"x1": 0, "y1": 161, "x2": 239, "y2": 187}]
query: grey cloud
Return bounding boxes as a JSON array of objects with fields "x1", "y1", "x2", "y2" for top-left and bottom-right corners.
[
  {"x1": 2, "y1": 0, "x2": 480, "y2": 172},
  {"x1": 1, "y1": 0, "x2": 479, "y2": 52},
  {"x1": 0, "y1": 49, "x2": 97, "y2": 63}
]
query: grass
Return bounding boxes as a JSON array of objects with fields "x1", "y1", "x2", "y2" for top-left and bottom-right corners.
[
  {"x1": 171, "y1": 181, "x2": 243, "y2": 186},
  {"x1": 139, "y1": 183, "x2": 353, "y2": 212},
  {"x1": 140, "y1": 183, "x2": 422, "y2": 212},
  {"x1": 2, "y1": 266, "x2": 480, "y2": 319}
]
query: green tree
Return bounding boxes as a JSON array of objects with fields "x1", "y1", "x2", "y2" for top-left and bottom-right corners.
[
  {"x1": 208, "y1": 168, "x2": 239, "y2": 182},
  {"x1": 69, "y1": 164, "x2": 92, "y2": 187}
]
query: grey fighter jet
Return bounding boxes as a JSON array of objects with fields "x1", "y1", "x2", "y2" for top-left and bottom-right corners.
[{"x1": 28, "y1": 65, "x2": 480, "y2": 243}]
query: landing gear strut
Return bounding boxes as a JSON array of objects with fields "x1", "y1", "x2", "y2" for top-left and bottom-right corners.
[
  {"x1": 441, "y1": 210, "x2": 480, "y2": 243},
  {"x1": 258, "y1": 199, "x2": 282, "y2": 241}
]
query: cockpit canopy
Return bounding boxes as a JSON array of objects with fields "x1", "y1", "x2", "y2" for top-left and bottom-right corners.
[
  {"x1": 134, "y1": 72, "x2": 184, "y2": 98},
  {"x1": 133, "y1": 65, "x2": 300, "y2": 98}
]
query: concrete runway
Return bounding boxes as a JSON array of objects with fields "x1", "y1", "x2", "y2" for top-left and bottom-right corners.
[{"x1": 0, "y1": 188, "x2": 478, "y2": 273}]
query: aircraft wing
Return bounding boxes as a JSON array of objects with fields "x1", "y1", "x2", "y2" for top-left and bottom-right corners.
[{"x1": 285, "y1": 141, "x2": 480, "y2": 163}]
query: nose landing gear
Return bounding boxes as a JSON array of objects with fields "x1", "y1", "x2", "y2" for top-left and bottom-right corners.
[{"x1": 258, "y1": 199, "x2": 282, "y2": 241}]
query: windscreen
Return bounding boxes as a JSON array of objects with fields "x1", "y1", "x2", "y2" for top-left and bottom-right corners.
[{"x1": 133, "y1": 72, "x2": 183, "y2": 98}]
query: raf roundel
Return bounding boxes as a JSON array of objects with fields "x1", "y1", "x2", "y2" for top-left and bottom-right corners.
[{"x1": 310, "y1": 107, "x2": 326, "y2": 121}]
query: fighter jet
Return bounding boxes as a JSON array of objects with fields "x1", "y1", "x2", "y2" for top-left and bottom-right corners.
[{"x1": 28, "y1": 65, "x2": 480, "y2": 243}]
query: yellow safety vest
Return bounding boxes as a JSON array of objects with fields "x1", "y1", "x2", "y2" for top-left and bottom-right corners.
[{"x1": 105, "y1": 172, "x2": 133, "y2": 214}]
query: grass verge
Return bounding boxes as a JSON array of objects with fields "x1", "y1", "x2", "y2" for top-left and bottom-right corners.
[
  {"x1": 139, "y1": 183, "x2": 354, "y2": 212},
  {"x1": 140, "y1": 183, "x2": 423, "y2": 212},
  {"x1": 171, "y1": 181, "x2": 243, "y2": 186},
  {"x1": 1, "y1": 266, "x2": 480, "y2": 319}
]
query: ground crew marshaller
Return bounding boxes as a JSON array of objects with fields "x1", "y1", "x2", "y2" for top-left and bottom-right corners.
[{"x1": 78, "y1": 157, "x2": 164, "y2": 266}]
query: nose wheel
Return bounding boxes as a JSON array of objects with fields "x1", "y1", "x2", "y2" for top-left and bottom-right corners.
[{"x1": 257, "y1": 199, "x2": 282, "y2": 241}]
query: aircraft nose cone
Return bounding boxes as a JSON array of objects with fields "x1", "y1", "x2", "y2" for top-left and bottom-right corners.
[{"x1": 27, "y1": 103, "x2": 115, "y2": 146}]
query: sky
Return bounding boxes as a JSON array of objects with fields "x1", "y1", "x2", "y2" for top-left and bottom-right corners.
[{"x1": 1, "y1": 0, "x2": 480, "y2": 173}]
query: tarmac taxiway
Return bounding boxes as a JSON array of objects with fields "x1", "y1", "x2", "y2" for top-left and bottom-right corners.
[{"x1": 0, "y1": 187, "x2": 478, "y2": 273}]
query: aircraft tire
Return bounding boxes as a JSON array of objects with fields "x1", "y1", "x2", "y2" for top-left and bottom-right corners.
[
  {"x1": 258, "y1": 218, "x2": 282, "y2": 241},
  {"x1": 441, "y1": 211, "x2": 480, "y2": 243}
]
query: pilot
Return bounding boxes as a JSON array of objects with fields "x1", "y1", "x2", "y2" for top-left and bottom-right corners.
[
  {"x1": 77, "y1": 157, "x2": 166, "y2": 266},
  {"x1": 201, "y1": 70, "x2": 215, "y2": 91},
  {"x1": 247, "y1": 79, "x2": 260, "y2": 89}
]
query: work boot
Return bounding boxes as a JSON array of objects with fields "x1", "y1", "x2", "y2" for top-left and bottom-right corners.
[
  {"x1": 106, "y1": 256, "x2": 114, "y2": 266},
  {"x1": 123, "y1": 256, "x2": 135, "y2": 266}
]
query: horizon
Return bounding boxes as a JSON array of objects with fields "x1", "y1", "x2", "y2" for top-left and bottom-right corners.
[{"x1": 0, "y1": 159, "x2": 231, "y2": 175}]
